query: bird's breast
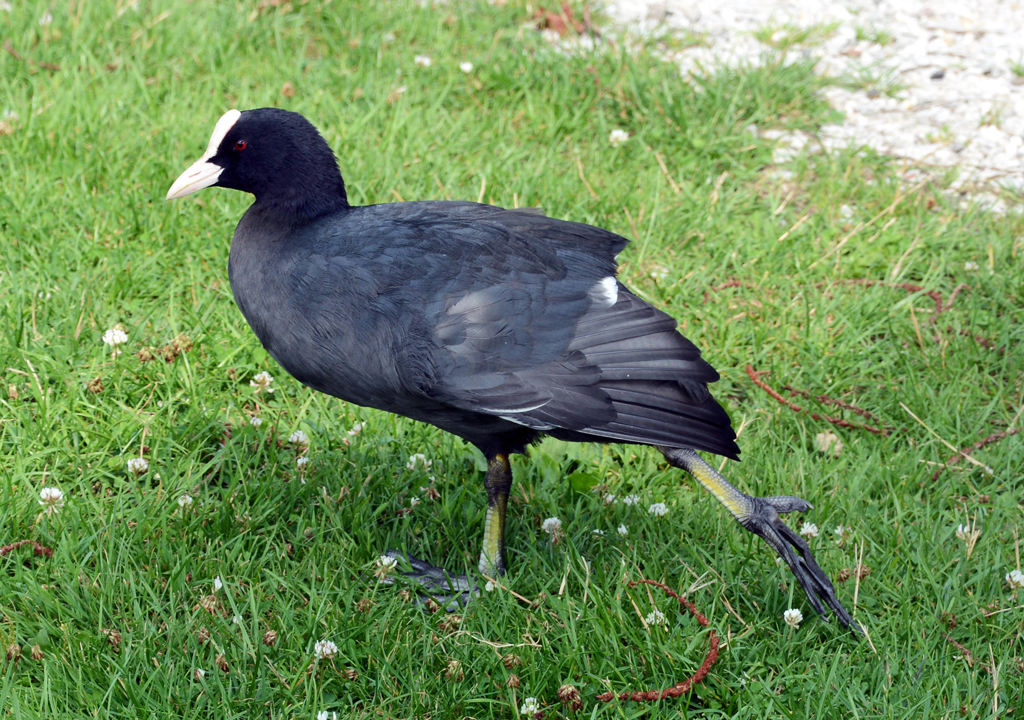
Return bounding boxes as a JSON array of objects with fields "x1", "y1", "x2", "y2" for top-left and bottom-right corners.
[{"x1": 227, "y1": 229, "x2": 420, "y2": 410}]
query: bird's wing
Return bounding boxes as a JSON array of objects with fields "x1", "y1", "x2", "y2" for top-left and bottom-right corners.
[
  {"x1": 386, "y1": 203, "x2": 739, "y2": 458},
  {"x1": 431, "y1": 283, "x2": 739, "y2": 458}
]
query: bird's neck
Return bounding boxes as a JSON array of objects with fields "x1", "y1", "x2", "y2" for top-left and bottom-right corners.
[{"x1": 253, "y1": 175, "x2": 350, "y2": 225}]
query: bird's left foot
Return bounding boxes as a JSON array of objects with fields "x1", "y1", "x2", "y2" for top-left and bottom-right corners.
[
  {"x1": 738, "y1": 495, "x2": 862, "y2": 636},
  {"x1": 380, "y1": 550, "x2": 477, "y2": 611}
]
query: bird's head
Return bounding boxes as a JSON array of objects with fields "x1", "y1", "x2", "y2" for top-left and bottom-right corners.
[{"x1": 166, "y1": 107, "x2": 348, "y2": 219}]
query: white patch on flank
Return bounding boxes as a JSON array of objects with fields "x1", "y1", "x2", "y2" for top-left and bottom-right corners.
[
  {"x1": 487, "y1": 400, "x2": 550, "y2": 414},
  {"x1": 494, "y1": 400, "x2": 555, "y2": 430},
  {"x1": 499, "y1": 416, "x2": 555, "y2": 430},
  {"x1": 589, "y1": 276, "x2": 618, "y2": 307},
  {"x1": 166, "y1": 109, "x2": 241, "y2": 200}
]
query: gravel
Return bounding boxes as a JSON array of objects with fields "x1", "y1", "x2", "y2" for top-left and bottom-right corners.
[{"x1": 604, "y1": 0, "x2": 1024, "y2": 208}]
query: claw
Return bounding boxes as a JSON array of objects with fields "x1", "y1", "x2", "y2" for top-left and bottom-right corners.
[
  {"x1": 739, "y1": 498, "x2": 862, "y2": 636},
  {"x1": 381, "y1": 550, "x2": 477, "y2": 611}
]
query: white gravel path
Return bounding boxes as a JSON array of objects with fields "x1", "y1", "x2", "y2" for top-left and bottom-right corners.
[{"x1": 604, "y1": 0, "x2": 1024, "y2": 207}]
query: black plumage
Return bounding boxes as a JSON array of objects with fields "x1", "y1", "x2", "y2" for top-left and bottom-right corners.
[
  {"x1": 167, "y1": 107, "x2": 857, "y2": 635},
  {"x1": 230, "y1": 198, "x2": 737, "y2": 459}
]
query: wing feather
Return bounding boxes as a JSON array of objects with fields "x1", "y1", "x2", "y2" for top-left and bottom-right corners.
[{"x1": 433, "y1": 277, "x2": 738, "y2": 457}]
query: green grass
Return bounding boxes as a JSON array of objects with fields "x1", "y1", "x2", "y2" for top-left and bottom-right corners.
[
  {"x1": 854, "y1": 25, "x2": 895, "y2": 47},
  {"x1": 2, "y1": 1, "x2": 1023, "y2": 718},
  {"x1": 752, "y1": 21, "x2": 840, "y2": 52},
  {"x1": 836, "y1": 62, "x2": 909, "y2": 99}
]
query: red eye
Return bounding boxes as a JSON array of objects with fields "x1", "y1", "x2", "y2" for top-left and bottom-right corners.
[{"x1": 233, "y1": 140, "x2": 247, "y2": 151}]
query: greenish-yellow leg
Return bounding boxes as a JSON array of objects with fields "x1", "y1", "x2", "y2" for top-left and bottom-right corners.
[
  {"x1": 382, "y1": 452, "x2": 512, "y2": 609},
  {"x1": 658, "y1": 445, "x2": 860, "y2": 636},
  {"x1": 478, "y1": 453, "x2": 512, "y2": 576}
]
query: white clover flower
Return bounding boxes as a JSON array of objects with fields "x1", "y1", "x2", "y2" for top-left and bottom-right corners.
[
  {"x1": 460, "y1": 61, "x2": 474, "y2": 73},
  {"x1": 609, "y1": 129, "x2": 629, "y2": 147},
  {"x1": 419, "y1": 483, "x2": 440, "y2": 501},
  {"x1": 617, "y1": 524, "x2": 628, "y2": 537},
  {"x1": 0, "y1": 2, "x2": 12, "y2": 12},
  {"x1": 414, "y1": 55, "x2": 432, "y2": 67},
  {"x1": 409, "y1": 497, "x2": 420, "y2": 508},
  {"x1": 644, "y1": 608, "x2": 666, "y2": 626},
  {"x1": 296, "y1": 456, "x2": 310, "y2": 469},
  {"x1": 1007, "y1": 569, "x2": 1024, "y2": 590},
  {"x1": 839, "y1": 204, "x2": 854, "y2": 220},
  {"x1": 347, "y1": 422, "x2": 362, "y2": 436},
  {"x1": 382, "y1": 32, "x2": 395, "y2": 43},
  {"x1": 649, "y1": 264, "x2": 669, "y2": 281},
  {"x1": 250, "y1": 371, "x2": 274, "y2": 393},
  {"x1": 374, "y1": 554, "x2": 398, "y2": 580},
  {"x1": 39, "y1": 487, "x2": 65, "y2": 515},
  {"x1": 213, "y1": 576, "x2": 223, "y2": 592},
  {"x1": 955, "y1": 521, "x2": 982, "y2": 557},
  {"x1": 249, "y1": 416, "x2": 262, "y2": 427},
  {"x1": 799, "y1": 522, "x2": 819, "y2": 539},
  {"x1": 102, "y1": 325, "x2": 128, "y2": 350},
  {"x1": 406, "y1": 453, "x2": 431, "y2": 471},
  {"x1": 233, "y1": 615, "x2": 242, "y2": 625},
  {"x1": 965, "y1": 261, "x2": 979, "y2": 271},
  {"x1": 783, "y1": 608, "x2": 803, "y2": 628},
  {"x1": 541, "y1": 517, "x2": 562, "y2": 535},
  {"x1": 621, "y1": 494, "x2": 640, "y2": 506},
  {"x1": 603, "y1": 493, "x2": 616, "y2": 505},
  {"x1": 127, "y1": 457, "x2": 149, "y2": 476},
  {"x1": 289, "y1": 430, "x2": 309, "y2": 449},
  {"x1": 520, "y1": 697, "x2": 540, "y2": 715},
  {"x1": 178, "y1": 494, "x2": 193, "y2": 508},
  {"x1": 648, "y1": 502, "x2": 668, "y2": 517},
  {"x1": 540, "y1": 27, "x2": 560, "y2": 43},
  {"x1": 376, "y1": 554, "x2": 398, "y2": 575},
  {"x1": 313, "y1": 639, "x2": 339, "y2": 660},
  {"x1": 317, "y1": 712, "x2": 338, "y2": 720},
  {"x1": 484, "y1": 580, "x2": 495, "y2": 592},
  {"x1": 592, "y1": 529, "x2": 606, "y2": 536},
  {"x1": 834, "y1": 525, "x2": 853, "y2": 547},
  {"x1": 39, "y1": 12, "x2": 53, "y2": 25},
  {"x1": 814, "y1": 431, "x2": 843, "y2": 457}
]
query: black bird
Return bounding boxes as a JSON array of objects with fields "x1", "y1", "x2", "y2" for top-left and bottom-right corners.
[{"x1": 167, "y1": 108, "x2": 858, "y2": 634}]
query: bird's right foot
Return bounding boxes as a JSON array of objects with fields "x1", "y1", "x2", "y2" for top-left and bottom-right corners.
[
  {"x1": 659, "y1": 446, "x2": 861, "y2": 637},
  {"x1": 736, "y1": 495, "x2": 862, "y2": 635}
]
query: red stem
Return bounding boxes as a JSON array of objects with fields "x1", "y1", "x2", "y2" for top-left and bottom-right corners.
[
  {"x1": 596, "y1": 580, "x2": 720, "y2": 703},
  {"x1": 746, "y1": 366, "x2": 888, "y2": 435},
  {"x1": 0, "y1": 539, "x2": 52, "y2": 558}
]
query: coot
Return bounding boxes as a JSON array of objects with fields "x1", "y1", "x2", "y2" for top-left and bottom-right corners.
[{"x1": 167, "y1": 108, "x2": 857, "y2": 634}]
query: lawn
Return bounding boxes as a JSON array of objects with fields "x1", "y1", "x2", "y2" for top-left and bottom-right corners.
[{"x1": 1, "y1": 0, "x2": 1022, "y2": 717}]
